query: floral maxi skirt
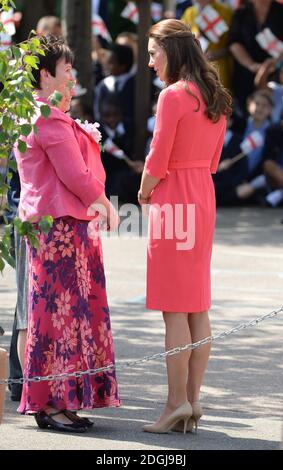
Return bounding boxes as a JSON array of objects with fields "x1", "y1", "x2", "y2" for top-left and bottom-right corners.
[{"x1": 18, "y1": 216, "x2": 120, "y2": 414}]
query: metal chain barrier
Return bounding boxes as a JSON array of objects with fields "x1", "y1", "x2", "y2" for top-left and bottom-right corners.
[{"x1": 0, "y1": 306, "x2": 282, "y2": 386}]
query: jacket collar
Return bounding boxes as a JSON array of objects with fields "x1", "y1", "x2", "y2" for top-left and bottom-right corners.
[{"x1": 35, "y1": 94, "x2": 99, "y2": 148}]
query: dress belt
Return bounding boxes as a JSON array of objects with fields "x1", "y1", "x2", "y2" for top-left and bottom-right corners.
[{"x1": 168, "y1": 159, "x2": 211, "y2": 170}]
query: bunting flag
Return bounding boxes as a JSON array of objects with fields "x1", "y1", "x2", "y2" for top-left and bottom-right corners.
[
  {"x1": 121, "y1": 2, "x2": 139, "y2": 24},
  {"x1": 121, "y1": 2, "x2": 163, "y2": 24},
  {"x1": 92, "y1": 14, "x2": 112, "y2": 42},
  {"x1": 0, "y1": 8, "x2": 16, "y2": 50},
  {"x1": 0, "y1": 8, "x2": 16, "y2": 36},
  {"x1": 195, "y1": 5, "x2": 228, "y2": 44},
  {"x1": 104, "y1": 138, "x2": 126, "y2": 160},
  {"x1": 255, "y1": 28, "x2": 283, "y2": 59},
  {"x1": 240, "y1": 131, "x2": 264, "y2": 155}
]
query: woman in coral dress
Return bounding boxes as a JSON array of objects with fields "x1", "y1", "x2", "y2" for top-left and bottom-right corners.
[
  {"x1": 138, "y1": 19, "x2": 232, "y2": 434},
  {"x1": 14, "y1": 36, "x2": 120, "y2": 433}
]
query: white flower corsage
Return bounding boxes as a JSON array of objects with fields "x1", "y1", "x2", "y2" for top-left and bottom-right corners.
[{"x1": 75, "y1": 119, "x2": 102, "y2": 144}]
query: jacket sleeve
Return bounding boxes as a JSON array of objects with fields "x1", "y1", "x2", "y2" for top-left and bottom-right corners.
[
  {"x1": 37, "y1": 117, "x2": 104, "y2": 206},
  {"x1": 144, "y1": 87, "x2": 181, "y2": 179},
  {"x1": 210, "y1": 120, "x2": 227, "y2": 174}
]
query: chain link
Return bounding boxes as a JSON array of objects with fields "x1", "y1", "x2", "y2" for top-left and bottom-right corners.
[{"x1": 0, "y1": 306, "x2": 282, "y2": 386}]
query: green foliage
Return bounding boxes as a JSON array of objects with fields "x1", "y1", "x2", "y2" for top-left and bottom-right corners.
[
  {"x1": 40, "y1": 104, "x2": 51, "y2": 119},
  {"x1": 0, "y1": 0, "x2": 54, "y2": 272},
  {"x1": 39, "y1": 216, "x2": 54, "y2": 234}
]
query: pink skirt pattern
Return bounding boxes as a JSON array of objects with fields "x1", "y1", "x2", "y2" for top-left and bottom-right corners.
[{"x1": 18, "y1": 216, "x2": 120, "y2": 414}]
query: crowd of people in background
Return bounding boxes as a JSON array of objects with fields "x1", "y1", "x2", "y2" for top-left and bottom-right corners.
[
  {"x1": 91, "y1": 0, "x2": 283, "y2": 208},
  {"x1": 1, "y1": 0, "x2": 283, "y2": 210}
]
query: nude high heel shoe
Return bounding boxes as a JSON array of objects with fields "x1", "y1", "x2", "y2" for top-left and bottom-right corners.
[
  {"x1": 187, "y1": 401, "x2": 203, "y2": 433},
  {"x1": 143, "y1": 402, "x2": 193, "y2": 434},
  {"x1": 172, "y1": 401, "x2": 203, "y2": 433}
]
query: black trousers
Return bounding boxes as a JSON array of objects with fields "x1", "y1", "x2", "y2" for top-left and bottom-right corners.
[{"x1": 8, "y1": 309, "x2": 23, "y2": 401}]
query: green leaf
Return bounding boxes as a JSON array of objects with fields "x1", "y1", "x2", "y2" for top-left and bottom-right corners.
[
  {"x1": 16, "y1": 220, "x2": 33, "y2": 237},
  {"x1": 27, "y1": 233, "x2": 40, "y2": 250},
  {"x1": 0, "y1": 256, "x2": 5, "y2": 273},
  {"x1": 0, "y1": 131, "x2": 8, "y2": 143},
  {"x1": 20, "y1": 124, "x2": 32, "y2": 137},
  {"x1": 0, "y1": 60, "x2": 7, "y2": 77},
  {"x1": 12, "y1": 46, "x2": 21, "y2": 60},
  {"x1": 37, "y1": 48, "x2": 46, "y2": 56},
  {"x1": 23, "y1": 55, "x2": 39, "y2": 69},
  {"x1": 40, "y1": 105, "x2": 51, "y2": 119},
  {"x1": 50, "y1": 91, "x2": 63, "y2": 106},
  {"x1": 30, "y1": 37, "x2": 41, "y2": 48},
  {"x1": 18, "y1": 139, "x2": 27, "y2": 153},
  {"x1": 0, "y1": 185, "x2": 8, "y2": 197},
  {"x1": 13, "y1": 217, "x2": 22, "y2": 232},
  {"x1": 2, "y1": 114, "x2": 14, "y2": 131},
  {"x1": 39, "y1": 216, "x2": 53, "y2": 234},
  {"x1": 8, "y1": 159, "x2": 17, "y2": 172},
  {"x1": 0, "y1": 243, "x2": 15, "y2": 268},
  {"x1": 20, "y1": 43, "x2": 29, "y2": 52},
  {"x1": 0, "y1": 88, "x2": 9, "y2": 99}
]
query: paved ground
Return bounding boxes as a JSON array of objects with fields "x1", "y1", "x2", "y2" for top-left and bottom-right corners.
[{"x1": 0, "y1": 207, "x2": 282, "y2": 450}]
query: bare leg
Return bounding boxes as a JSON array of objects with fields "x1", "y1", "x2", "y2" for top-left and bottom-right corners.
[
  {"x1": 187, "y1": 311, "x2": 211, "y2": 403},
  {"x1": 153, "y1": 312, "x2": 191, "y2": 423},
  {"x1": 17, "y1": 329, "x2": 27, "y2": 373}
]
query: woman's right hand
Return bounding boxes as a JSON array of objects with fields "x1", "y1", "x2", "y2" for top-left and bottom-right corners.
[
  {"x1": 87, "y1": 194, "x2": 120, "y2": 232},
  {"x1": 106, "y1": 205, "x2": 120, "y2": 231}
]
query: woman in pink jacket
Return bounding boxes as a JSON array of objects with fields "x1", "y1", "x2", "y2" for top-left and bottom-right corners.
[
  {"x1": 138, "y1": 20, "x2": 232, "y2": 434},
  {"x1": 14, "y1": 36, "x2": 120, "y2": 433}
]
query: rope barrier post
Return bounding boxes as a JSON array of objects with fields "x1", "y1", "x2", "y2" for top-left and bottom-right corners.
[{"x1": 0, "y1": 348, "x2": 7, "y2": 424}]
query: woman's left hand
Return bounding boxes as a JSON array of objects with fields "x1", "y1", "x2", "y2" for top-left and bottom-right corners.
[{"x1": 137, "y1": 190, "x2": 150, "y2": 206}]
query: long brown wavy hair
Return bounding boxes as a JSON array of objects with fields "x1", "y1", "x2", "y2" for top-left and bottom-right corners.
[{"x1": 149, "y1": 19, "x2": 232, "y2": 122}]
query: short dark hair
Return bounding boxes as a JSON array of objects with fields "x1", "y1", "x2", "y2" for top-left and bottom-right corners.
[
  {"x1": 110, "y1": 44, "x2": 133, "y2": 72},
  {"x1": 100, "y1": 95, "x2": 123, "y2": 114},
  {"x1": 29, "y1": 35, "x2": 74, "y2": 89}
]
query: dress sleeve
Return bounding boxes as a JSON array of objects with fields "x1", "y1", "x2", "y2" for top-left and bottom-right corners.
[
  {"x1": 210, "y1": 120, "x2": 227, "y2": 174},
  {"x1": 144, "y1": 87, "x2": 181, "y2": 179},
  {"x1": 37, "y1": 117, "x2": 105, "y2": 206}
]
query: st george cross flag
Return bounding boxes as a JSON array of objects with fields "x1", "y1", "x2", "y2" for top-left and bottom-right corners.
[
  {"x1": 0, "y1": 8, "x2": 16, "y2": 36},
  {"x1": 240, "y1": 131, "x2": 264, "y2": 155},
  {"x1": 195, "y1": 5, "x2": 228, "y2": 44},
  {"x1": 255, "y1": 28, "x2": 283, "y2": 59},
  {"x1": 0, "y1": 8, "x2": 16, "y2": 50},
  {"x1": 121, "y1": 2, "x2": 139, "y2": 24},
  {"x1": 92, "y1": 14, "x2": 112, "y2": 42},
  {"x1": 104, "y1": 138, "x2": 126, "y2": 160}
]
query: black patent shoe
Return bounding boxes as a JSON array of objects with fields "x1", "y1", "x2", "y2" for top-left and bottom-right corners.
[
  {"x1": 34, "y1": 410, "x2": 87, "y2": 433},
  {"x1": 64, "y1": 410, "x2": 94, "y2": 428}
]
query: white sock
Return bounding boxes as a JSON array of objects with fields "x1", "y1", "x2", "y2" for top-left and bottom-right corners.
[
  {"x1": 250, "y1": 175, "x2": 267, "y2": 190},
  {"x1": 266, "y1": 189, "x2": 283, "y2": 207}
]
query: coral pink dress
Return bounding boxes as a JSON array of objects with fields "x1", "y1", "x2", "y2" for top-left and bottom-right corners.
[{"x1": 144, "y1": 81, "x2": 226, "y2": 313}]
